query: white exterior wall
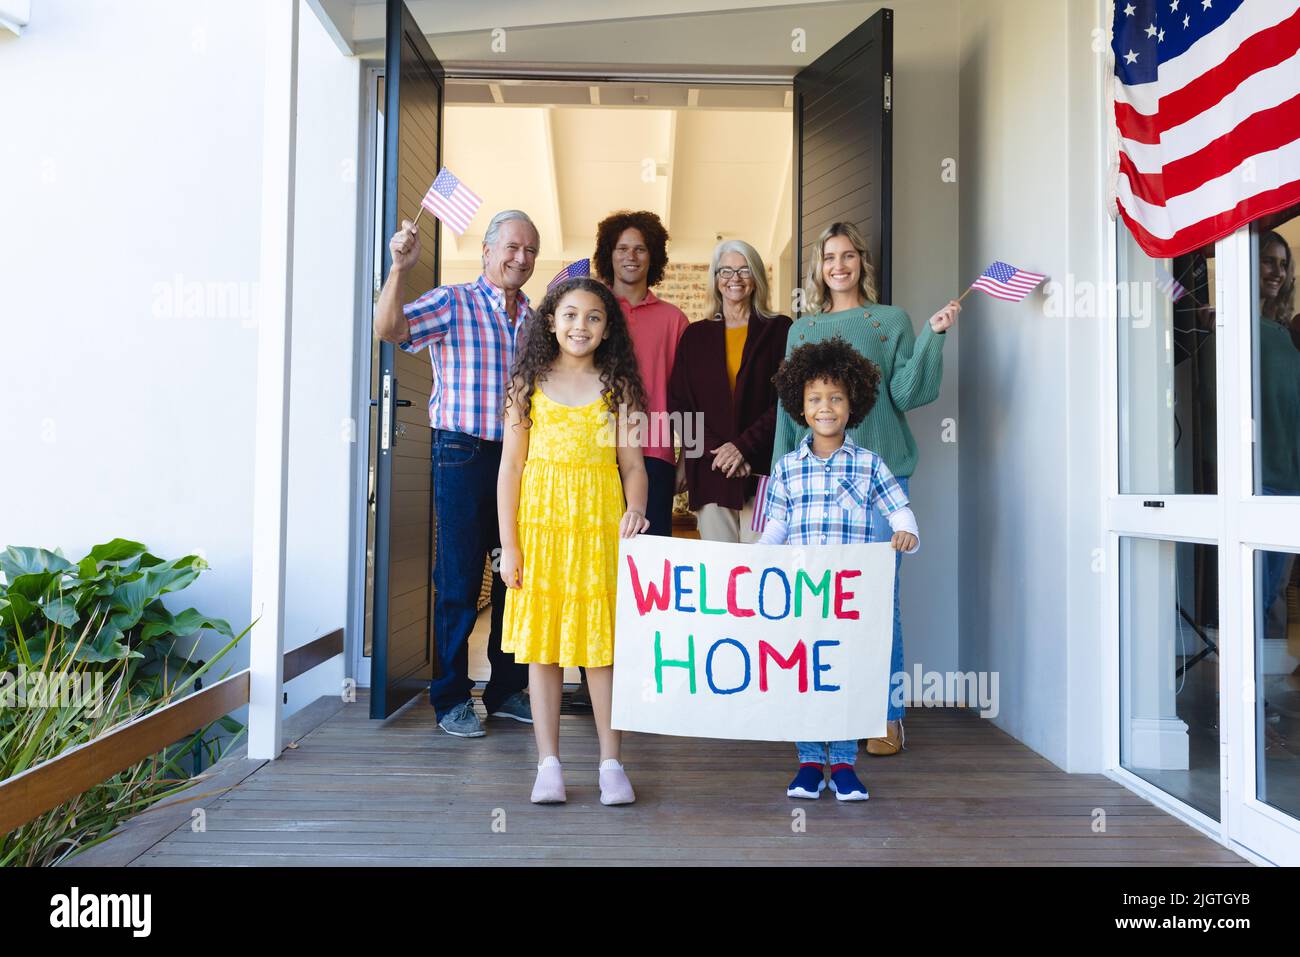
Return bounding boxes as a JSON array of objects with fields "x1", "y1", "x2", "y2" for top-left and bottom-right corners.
[
  {"x1": 890, "y1": 0, "x2": 961, "y2": 685},
  {"x1": 284, "y1": 0, "x2": 363, "y2": 711},
  {"x1": 957, "y1": 0, "x2": 1107, "y2": 771},
  {"x1": 0, "y1": 0, "x2": 357, "y2": 721}
]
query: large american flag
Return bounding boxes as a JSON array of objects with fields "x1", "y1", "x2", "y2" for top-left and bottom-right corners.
[
  {"x1": 968, "y1": 261, "x2": 1048, "y2": 302},
  {"x1": 420, "y1": 167, "x2": 483, "y2": 236},
  {"x1": 1111, "y1": 0, "x2": 1300, "y2": 258}
]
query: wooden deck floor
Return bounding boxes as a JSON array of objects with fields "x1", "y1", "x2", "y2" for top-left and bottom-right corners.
[{"x1": 73, "y1": 692, "x2": 1250, "y2": 867}]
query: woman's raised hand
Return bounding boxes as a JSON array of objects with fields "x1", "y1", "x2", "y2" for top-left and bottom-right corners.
[{"x1": 928, "y1": 299, "x2": 961, "y2": 333}]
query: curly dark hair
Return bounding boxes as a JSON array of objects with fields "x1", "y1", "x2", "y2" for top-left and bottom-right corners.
[
  {"x1": 505, "y1": 277, "x2": 648, "y2": 428},
  {"x1": 593, "y1": 210, "x2": 670, "y2": 289},
  {"x1": 772, "y1": 337, "x2": 882, "y2": 429}
]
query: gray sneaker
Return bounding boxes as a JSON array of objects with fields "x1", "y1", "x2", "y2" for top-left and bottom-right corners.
[
  {"x1": 438, "y1": 699, "x2": 485, "y2": 737},
  {"x1": 490, "y1": 691, "x2": 533, "y2": 724}
]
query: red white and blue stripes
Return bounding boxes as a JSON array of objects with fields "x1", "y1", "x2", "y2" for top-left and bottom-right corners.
[
  {"x1": 968, "y1": 261, "x2": 1048, "y2": 302},
  {"x1": 400, "y1": 276, "x2": 530, "y2": 442},
  {"x1": 1111, "y1": 0, "x2": 1300, "y2": 257},
  {"x1": 420, "y1": 167, "x2": 484, "y2": 236}
]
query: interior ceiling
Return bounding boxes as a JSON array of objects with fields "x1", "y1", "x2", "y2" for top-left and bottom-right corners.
[
  {"x1": 439, "y1": 93, "x2": 793, "y2": 274},
  {"x1": 318, "y1": 1, "x2": 849, "y2": 294},
  {"x1": 329, "y1": 0, "x2": 881, "y2": 68}
]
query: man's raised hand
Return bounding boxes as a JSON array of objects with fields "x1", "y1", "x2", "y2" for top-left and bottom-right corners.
[{"x1": 390, "y1": 220, "x2": 421, "y2": 272}]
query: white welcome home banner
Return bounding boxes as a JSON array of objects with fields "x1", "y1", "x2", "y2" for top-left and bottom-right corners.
[{"x1": 612, "y1": 535, "x2": 895, "y2": 742}]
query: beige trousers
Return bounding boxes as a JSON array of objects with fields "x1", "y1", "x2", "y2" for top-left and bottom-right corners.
[{"x1": 695, "y1": 497, "x2": 761, "y2": 544}]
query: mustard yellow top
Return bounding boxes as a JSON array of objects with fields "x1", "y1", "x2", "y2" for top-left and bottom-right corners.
[{"x1": 724, "y1": 323, "x2": 748, "y2": 393}]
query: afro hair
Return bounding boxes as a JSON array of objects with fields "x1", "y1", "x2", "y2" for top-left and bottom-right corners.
[{"x1": 772, "y1": 336, "x2": 882, "y2": 429}]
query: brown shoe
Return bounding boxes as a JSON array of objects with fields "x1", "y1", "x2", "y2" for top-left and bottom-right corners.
[{"x1": 865, "y1": 719, "x2": 905, "y2": 756}]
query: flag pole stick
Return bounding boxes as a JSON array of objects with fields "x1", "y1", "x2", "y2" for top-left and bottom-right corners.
[
  {"x1": 956, "y1": 284, "x2": 975, "y2": 303},
  {"x1": 411, "y1": 205, "x2": 424, "y2": 228}
]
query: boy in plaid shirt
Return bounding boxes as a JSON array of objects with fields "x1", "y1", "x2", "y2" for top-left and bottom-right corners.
[{"x1": 758, "y1": 337, "x2": 919, "y2": 801}]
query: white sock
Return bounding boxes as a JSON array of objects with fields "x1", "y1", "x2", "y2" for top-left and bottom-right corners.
[
  {"x1": 599, "y1": 759, "x2": 623, "y2": 771},
  {"x1": 539, "y1": 756, "x2": 561, "y2": 769}
]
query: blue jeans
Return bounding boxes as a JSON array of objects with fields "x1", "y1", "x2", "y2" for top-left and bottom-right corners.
[
  {"x1": 427, "y1": 430, "x2": 528, "y2": 719},
  {"x1": 797, "y1": 740, "x2": 858, "y2": 766},
  {"x1": 875, "y1": 475, "x2": 907, "y2": 722},
  {"x1": 794, "y1": 476, "x2": 908, "y2": 762}
]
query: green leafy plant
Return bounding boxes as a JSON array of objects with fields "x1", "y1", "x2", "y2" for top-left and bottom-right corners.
[
  {"x1": 0, "y1": 540, "x2": 250, "y2": 866},
  {"x1": 0, "y1": 539, "x2": 234, "y2": 707},
  {"x1": 0, "y1": 608, "x2": 251, "y2": 866}
]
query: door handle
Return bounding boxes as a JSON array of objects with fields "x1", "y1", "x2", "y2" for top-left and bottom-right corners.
[
  {"x1": 379, "y1": 376, "x2": 415, "y2": 453},
  {"x1": 380, "y1": 374, "x2": 393, "y2": 452}
]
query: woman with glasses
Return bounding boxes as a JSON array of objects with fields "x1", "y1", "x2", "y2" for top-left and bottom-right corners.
[
  {"x1": 669, "y1": 240, "x2": 791, "y2": 542},
  {"x1": 769, "y1": 221, "x2": 960, "y2": 756}
]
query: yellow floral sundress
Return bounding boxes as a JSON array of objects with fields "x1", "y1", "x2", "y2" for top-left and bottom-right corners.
[{"x1": 501, "y1": 386, "x2": 624, "y2": 667}]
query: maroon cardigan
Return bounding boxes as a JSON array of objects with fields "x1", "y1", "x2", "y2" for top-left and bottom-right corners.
[{"x1": 669, "y1": 311, "x2": 792, "y2": 511}]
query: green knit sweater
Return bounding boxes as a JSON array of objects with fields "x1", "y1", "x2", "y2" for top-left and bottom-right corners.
[{"x1": 769, "y1": 303, "x2": 947, "y2": 478}]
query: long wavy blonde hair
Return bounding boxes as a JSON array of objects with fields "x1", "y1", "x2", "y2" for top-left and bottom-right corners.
[
  {"x1": 708, "y1": 239, "x2": 775, "y2": 321},
  {"x1": 804, "y1": 221, "x2": 878, "y2": 313}
]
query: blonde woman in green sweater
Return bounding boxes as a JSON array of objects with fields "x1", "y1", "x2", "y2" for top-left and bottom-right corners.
[{"x1": 770, "y1": 221, "x2": 960, "y2": 755}]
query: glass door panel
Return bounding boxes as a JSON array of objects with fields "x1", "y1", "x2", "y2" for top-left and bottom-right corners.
[
  {"x1": 1251, "y1": 206, "x2": 1300, "y2": 498},
  {"x1": 1119, "y1": 536, "x2": 1221, "y2": 821},
  {"x1": 1117, "y1": 230, "x2": 1218, "y2": 495},
  {"x1": 1254, "y1": 548, "x2": 1300, "y2": 821}
]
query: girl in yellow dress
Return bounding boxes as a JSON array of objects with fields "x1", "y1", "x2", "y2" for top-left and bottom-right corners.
[{"x1": 498, "y1": 276, "x2": 650, "y2": 806}]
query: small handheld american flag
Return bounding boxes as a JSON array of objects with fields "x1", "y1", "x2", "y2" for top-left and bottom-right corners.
[
  {"x1": 417, "y1": 167, "x2": 483, "y2": 236},
  {"x1": 1154, "y1": 264, "x2": 1189, "y2": 303},
  {"x1": 750, "y1": 474, "x2": 771, "y2": 534},
  {"x1": 963, "y1": 261, "x2": 1047, "y2": 303},
  {"x1": 547, "y1": 259, "x2": 591, "y2": 290}
]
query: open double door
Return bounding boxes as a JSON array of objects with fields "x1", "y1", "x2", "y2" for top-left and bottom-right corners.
[{"x1": 366, "y1": 1, "x2": 894, "y2": 718}]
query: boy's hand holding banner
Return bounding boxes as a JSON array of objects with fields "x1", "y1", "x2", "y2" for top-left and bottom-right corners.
[{"x1": 612, "y1": 535, "x2": 896, "y2": 742}]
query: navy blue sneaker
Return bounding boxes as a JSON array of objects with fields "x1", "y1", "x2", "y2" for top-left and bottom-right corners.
[
  {"x1": 786, "y1": 764, "x2": 826, "y2": 799},
  {"x1": 828, "y1": 765, "x2": 869, "y2": 802}
]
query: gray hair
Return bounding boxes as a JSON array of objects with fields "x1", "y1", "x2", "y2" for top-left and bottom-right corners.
[
  {"x1": 482, "y1": 209, "x2": 539, "y2": 250},
  {"x1": 708, "y1": 239, "x2": 775, "y2": 321}
]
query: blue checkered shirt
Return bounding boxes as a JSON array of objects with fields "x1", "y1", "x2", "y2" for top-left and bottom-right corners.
[
  {"x1": 762, "y1": 434, "x2": 909, "y2": 546},
  {"x1": 399, "y1": 275, "x2": 531, "y2": 442}
]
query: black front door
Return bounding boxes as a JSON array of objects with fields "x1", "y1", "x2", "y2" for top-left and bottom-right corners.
[
  {"x1": 793, "y1": 8, "x2": 893, "y2": 306},
  {"x1": 370, "y1": 0, "x2": 444, "y2": 719}
]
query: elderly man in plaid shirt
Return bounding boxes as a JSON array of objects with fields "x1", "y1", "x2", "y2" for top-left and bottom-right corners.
[
  {"x1": 374, "y1": 210, "x2": 538, "y2": 738},
  {"x1": 758, "y1": 337, "x2": 919, "y2": 801}
]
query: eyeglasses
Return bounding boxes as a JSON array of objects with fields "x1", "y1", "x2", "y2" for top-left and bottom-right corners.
[{"x1": 717, "y1": 267, "x2": 753, "y2": 280}]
